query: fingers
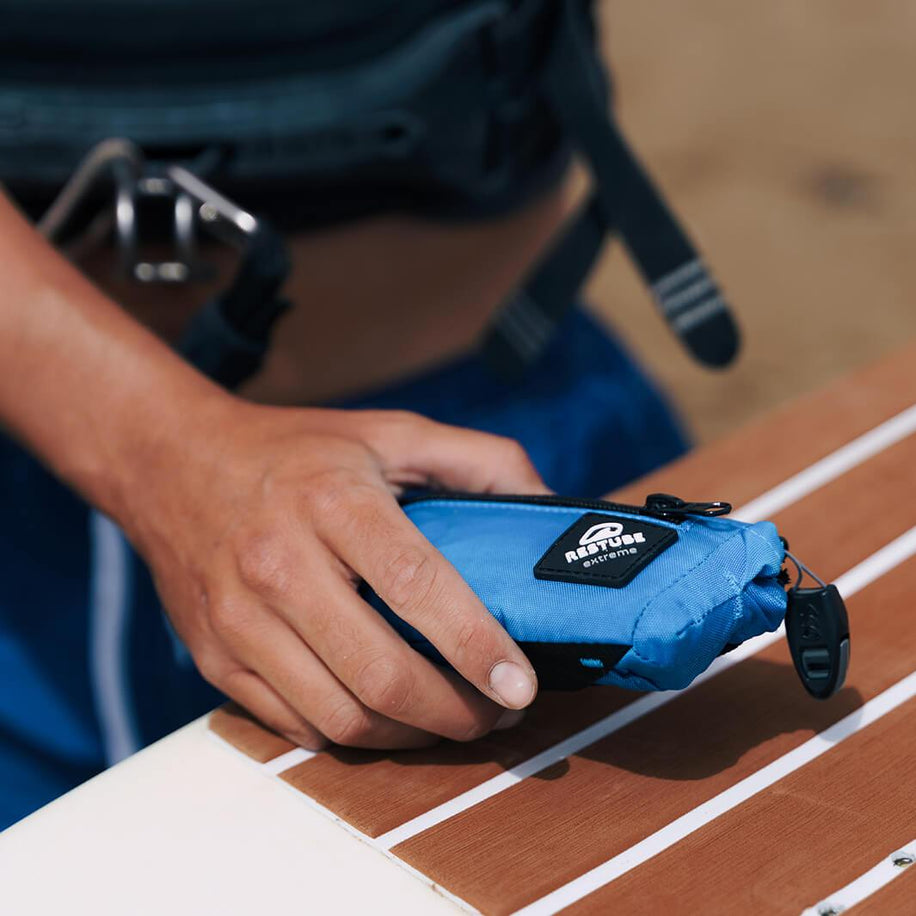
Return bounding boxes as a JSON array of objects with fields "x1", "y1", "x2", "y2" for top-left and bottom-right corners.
[
  {"x1": 216, "y1": 667, "x2": 327, "y2": 751},
  {"x1": 176, "y1": 407, "x2": 546, "y2": 753},
  {"x1": 228, "y1": 502, "x2": 526, "y2": 742},
  {"x1": 313, "y1": 483, "x2": 538, "y2": 711},
  {"x1": 364, "y1": 411, "x2": 550, "y2": 495},
  {"x1": 284, "y1": 571, "x2": 518, "y2": 741},
  {"x1": 214, "y1": 601, "x2": 439, "y2": 750}
]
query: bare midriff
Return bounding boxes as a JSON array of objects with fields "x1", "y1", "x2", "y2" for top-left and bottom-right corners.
[{"x1": 77, "y1": 182, "x2": 571, "y2": 406}]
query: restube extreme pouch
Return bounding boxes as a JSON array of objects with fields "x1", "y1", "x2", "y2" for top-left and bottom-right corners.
[{"x1": 368, "y1": 493, "x2": 849, "y2": 697}]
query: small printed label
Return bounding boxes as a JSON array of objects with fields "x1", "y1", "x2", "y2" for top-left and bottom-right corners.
[{"x1": 534, "y1": 512, "x2": 678, "y2": 588}]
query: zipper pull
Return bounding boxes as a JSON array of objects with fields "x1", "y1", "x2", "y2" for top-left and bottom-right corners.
[{"x1": 643, "y1": 493, "x2": 733, "y2": 520}]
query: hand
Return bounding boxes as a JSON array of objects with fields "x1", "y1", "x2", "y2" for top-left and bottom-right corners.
[{"x1": 123, "y1": 401, "x2": 546, "y2": 750}]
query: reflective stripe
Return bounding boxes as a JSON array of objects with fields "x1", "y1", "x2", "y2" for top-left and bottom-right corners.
[
  {"x1": 650, "y1": 258, "x2": 704, "y2": 298},
  {"x1": 669, "y1": 294, "x2": 727, "y2": 334},
  {"x1": 496, "y1": 294, "x2": 555, "y2": 362},
  {"x1": 88, "y1": 511, "x2": 140, "y2": 765},
  {"x1": 654, "y1": 275, "x2": 715, "y2": 316}
]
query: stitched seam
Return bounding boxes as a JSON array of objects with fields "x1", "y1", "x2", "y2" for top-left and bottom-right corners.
[
  {"x1": 669, "y1": 568, "x2": 745, "y2": 650},
  {"x1": 667, "y1": 564, "x2": 744, "y2": 645},
  {"x1": 720, "y1": 570, "x2": 744, "y2": 633},
  {"x1": 628, "y1": 527, "x2": 750, "y2": 661},
  {"x1": 745, "y1": 524, "x2": 784, "y2": 563}
]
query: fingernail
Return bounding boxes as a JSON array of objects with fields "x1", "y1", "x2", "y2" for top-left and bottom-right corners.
[
  {"x1": 494, "y1": 708, "x2": 526, "y2": 731},
  {"x1": 489, "y1": 661, "x2": 536, "y2": 708}
]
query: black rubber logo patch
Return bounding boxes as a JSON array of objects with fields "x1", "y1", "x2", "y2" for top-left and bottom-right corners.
[{"x1": 534, "y1": 512, "x2": 678, "y2": 588}]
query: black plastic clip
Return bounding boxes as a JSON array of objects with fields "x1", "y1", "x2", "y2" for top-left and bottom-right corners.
[
  {"x1": 643, "y1": 493, "x2": 733, "y2": 520},
  {"x1": 784, "y1": 552, "x2": 850, "y2": 699}
]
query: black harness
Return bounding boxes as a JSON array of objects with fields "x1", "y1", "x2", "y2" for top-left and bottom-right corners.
[
  {"x1": 7, "y1": 0, "x2": 740, "y2": 388},
  {"x1": 484, "y1": 0, "x2": 739, "y2": 379}
]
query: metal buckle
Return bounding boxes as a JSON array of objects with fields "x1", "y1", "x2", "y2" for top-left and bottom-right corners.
[
  {"x1": 115, "y1": 163, "x2": 262, "y2": 284},
  {"x1": 38, "y1": 139, "x2": 264, "y2": 285}
]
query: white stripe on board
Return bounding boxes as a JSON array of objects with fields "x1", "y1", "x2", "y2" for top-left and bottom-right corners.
[
  {"x1": 514, "y1": 672, "x2": 916, "y2": 916},
  {"x1": 206, "y1": 530, "x2": 916, "y2": 915},
  {"x1": 376, "y1": 642, "x2": 769, "y2": 850},
  {"x1": 801, "y1": 838, "x2": 916, "y2": 916},
  {"x1": 736, "y1": 403, "x2": 916, "y2": 523},
  {"x1": 374, "y1": 526, "x2": 916, "y2": 850},
  {"x1": 88, "y1": 510, "x2": 141, "y2": 765},
  {"x1": 262, "y1": 746, "x2": 316, "y2": 776},
  {"x1": 832, "y1": 526, "x2": 916, "y2": 598},
  {"x1": 211, "y1": 402, "x2": 916, "y2": 874},
  {"x1": 230, "y1": 403, "x2": 916, "y2": 798},
  {"x1": 207, "y1": 723, "x2": 315, "y2": 776}
]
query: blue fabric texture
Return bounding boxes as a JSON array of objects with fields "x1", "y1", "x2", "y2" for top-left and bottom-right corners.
[
  {"x1": 370, "y1": 498, "x2": 788, "y2": 691},
  {"x1": 0, "y1": 305, "x2": 686, "y2": 828}
]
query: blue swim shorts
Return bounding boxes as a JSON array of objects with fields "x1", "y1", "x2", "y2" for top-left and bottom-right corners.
[{"x1": 0, "y1": 305, "x2": 687, "y2": 828}]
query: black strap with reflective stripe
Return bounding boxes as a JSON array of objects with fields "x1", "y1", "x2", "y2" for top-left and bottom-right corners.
[
  {"x1": 483, "y1": 0, "x2": 740, "y2": 379},
  {"x1": 483, "y1": 195, "x2": 606, "y2": 379}
]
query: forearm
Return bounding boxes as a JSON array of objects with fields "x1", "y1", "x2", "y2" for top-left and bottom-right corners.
[
  {"x1": 0, "y1": 192, "x2": 546, "y2": 748},
  {"x1": 0, "y1": 192, "x2": 229, "y2": 522}
]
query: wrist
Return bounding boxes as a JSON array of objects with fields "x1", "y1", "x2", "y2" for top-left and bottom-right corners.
[
  {"x1": 0, "y1": 193, "x2": 238, "y2": 537},
  {"x1": 92, "y1": 379, "x2": 237, "y2": 547}
]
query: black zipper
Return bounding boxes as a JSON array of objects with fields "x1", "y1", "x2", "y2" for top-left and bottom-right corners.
[{"x1": 402, "y1": 491, "x2": 732, "y2": 523}]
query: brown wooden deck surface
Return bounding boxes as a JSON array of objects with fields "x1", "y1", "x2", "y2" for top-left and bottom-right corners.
[{"x1": 210, "y1": 342, "x2": 916, "y2": 914}]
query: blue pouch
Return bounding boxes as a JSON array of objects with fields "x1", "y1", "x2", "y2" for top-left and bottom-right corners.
[{"x1": 368, "y1": 493, "x2": 848, "y2": 696}]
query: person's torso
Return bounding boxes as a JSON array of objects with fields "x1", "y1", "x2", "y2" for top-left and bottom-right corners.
[{"x1": 3, "y1": 0, "x2": 581, "y2": 403}]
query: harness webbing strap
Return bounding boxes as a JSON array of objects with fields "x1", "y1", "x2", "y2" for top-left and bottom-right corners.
[
  {"x1": 483, "y1": 194, "x2": 606, "y2": 379},
  {"x1": 483, "y1": 0, "x2": 740, "y2": 378},
  {"x1": 31, "y1": 0, "x2": 738, "y2": 389},
  {"x1": 178, "y1": 224, "x2": 292, "y2": 390}
]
